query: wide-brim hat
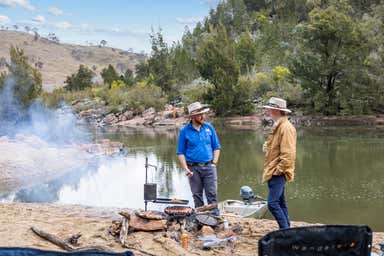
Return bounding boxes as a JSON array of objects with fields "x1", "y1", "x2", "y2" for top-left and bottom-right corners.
[
  {"x1": 188, "y1": 102, "x2": 210, "y2": 116},
  {"x1": 262, "y1": 97, "x2": 292, "y2": 113}
]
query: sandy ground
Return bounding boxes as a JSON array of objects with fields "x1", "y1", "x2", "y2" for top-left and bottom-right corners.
[{"x1": 0, "y1": 203, "x2": 382, "y2": 256}]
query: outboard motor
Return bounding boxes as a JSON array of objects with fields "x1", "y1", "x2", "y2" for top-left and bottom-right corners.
[{"x1": 240, "y1": 186, "x2": 255, "y2": 204}]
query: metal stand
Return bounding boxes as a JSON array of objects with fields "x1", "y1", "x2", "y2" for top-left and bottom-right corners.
[
  {"x1": 144, "y1": 157, "x2": 157, "y2": 211},
  {"x1": 144, "y1": 157, "x2": 189, "y2": 211}
]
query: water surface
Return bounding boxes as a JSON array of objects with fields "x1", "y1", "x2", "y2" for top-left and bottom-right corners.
[{"x1": 2, "y1": 125, "x2": 384, "y2": 231}]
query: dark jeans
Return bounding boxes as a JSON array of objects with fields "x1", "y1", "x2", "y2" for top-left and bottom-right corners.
[
  {"x1": 267, "y1": 175, "x2": 290, "y2": 229},
  {"x1": 188, "y1": 165, "x2": 218, "y2": 208}
]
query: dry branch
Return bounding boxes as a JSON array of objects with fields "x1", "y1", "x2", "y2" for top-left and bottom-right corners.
[{"x1": 31, "y1": 226, "x2": 113, "y2": 252}]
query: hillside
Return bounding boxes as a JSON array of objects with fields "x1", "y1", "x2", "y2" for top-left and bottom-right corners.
[{"x1": 0, "y1": 30, "x2": 146, "y2": 91}]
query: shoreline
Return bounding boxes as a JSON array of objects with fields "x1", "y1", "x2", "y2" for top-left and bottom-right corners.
[
  {"x1": 0, "y1": 202, "x2": 382, "y2": 255},
  {"x1": 74, "y1": 101, "x2": 384, "y2": 130}
]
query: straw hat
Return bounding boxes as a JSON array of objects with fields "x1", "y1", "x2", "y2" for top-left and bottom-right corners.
[
  {"x1": 262, "y1": 97, "x2": 292, "y2": 113},
  {"x1": 188, "y1": 102, "x2": 210, "y2": 116}
]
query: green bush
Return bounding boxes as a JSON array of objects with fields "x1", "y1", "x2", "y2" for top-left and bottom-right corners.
[
  {"x1": 181, "y1": 79, "x2": 213, "y2": 106},
  {"x1": 125, "y1": 84, "x2": 166, "y2": 113},
  {"x1": 64, "y1": 65, "x2": 94, "y2": 91},
  {"x1": 0, "y1": 46, "x2": 42, "y2": 108}
]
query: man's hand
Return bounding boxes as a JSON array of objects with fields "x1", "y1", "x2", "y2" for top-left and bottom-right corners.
[
  {"x1": 273, "y1": 169, "x2": 283, "y2": 176},
  {"x1": 262, "y1": 141, "x2": 268, "y2": 154},
  {"x1": 185, "y1": 168, "x2": 193, "y2": 177}
]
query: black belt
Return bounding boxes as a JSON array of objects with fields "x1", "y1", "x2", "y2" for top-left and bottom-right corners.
[{"x1": 187, "y1": 162, "x2": 211, "y2": 167}]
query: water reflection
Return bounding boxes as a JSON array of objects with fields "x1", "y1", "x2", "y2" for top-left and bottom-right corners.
[{"x1": 56, "y1": 155, "x2": 192, "y2": 208}]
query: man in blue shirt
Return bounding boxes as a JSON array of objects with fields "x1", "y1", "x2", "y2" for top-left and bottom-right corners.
[{"x1": 176, "y1": 102, "x2": 221, "y2": 211}]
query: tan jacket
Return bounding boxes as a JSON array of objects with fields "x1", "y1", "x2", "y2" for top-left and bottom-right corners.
[{"x1": 263, "y1": 116, "x2": 297, "y2": 182}]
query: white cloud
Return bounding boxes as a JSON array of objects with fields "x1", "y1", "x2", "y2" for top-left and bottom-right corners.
[
  {"x1": 48, "y1": 7, "x2": 63, "y2": 16},
  {"x1": 176, "y1": 17, "x2": 202, "y2": 24},
  {"x1": 32, "y1": 15, "x2": 45, "y2": 23},
  {"x1": 0, "y1": 0, "x2": 35, "y2": 11},
  {"x1": 78, "y1": 24, "x2": 146, "y2": 38},
  {"x1": 54, "y1": 21, "x2": 71, "y2": 29},
  {"x1": 80, "y1": 23, "x2": 91, "y2": 30},
  {"x1": 201, "y1": 0, "x2": 219, "y2": 8},
  {"x1": 0, "y1": 15, "x2": 11, "y2": 25}
]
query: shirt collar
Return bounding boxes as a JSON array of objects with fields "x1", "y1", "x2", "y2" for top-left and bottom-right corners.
[{"x1": 270, "y1": 116, "x2": 288, "y2": 134}]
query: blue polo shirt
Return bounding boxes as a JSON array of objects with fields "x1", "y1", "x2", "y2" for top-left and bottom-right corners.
[{"x1": 176, "y1": 122, "x2": 221, "y2": 163}]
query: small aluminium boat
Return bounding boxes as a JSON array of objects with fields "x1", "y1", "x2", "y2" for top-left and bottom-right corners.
[
  {"x1": 218, "y1": 199, "x2": 268, "y2": 218},
  {"x1": 219, "y1": 186, "x2": 268, "y2": 218}
]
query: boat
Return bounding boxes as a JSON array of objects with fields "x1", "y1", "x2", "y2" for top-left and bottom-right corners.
[{"x1": 218, "y1": 199, "x2": 268, "y2": 218}]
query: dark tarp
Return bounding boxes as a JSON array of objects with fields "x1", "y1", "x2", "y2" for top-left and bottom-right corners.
[
  {"x1": 258, "y1": 225, "x2": 372, "y2": 256},
  {"x1": 0, "y1": 248, "x2": 134, "y2": 256}
]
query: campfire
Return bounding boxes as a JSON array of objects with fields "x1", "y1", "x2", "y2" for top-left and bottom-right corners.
[{"x1": 107, "y1": 158, "x2": 241, "y2": 252}]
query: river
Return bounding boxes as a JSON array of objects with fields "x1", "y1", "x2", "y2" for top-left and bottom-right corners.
[
  {"x1": 1, "y1": 124, "x2": 384, "y2": 231},
  {"x1": 105, "y1": 125, "x2": 384, "y2": 231}
]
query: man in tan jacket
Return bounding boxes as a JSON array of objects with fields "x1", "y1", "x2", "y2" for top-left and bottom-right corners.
[{"x1": 262, "y1": 97, "x2": 296, "y2": 229}]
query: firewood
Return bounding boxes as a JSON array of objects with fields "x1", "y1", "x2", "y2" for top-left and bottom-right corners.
[
  {"x1": 31, "y1": 226, "x2": 112, "y2": 252},
  {"x1": 31, "y1": 226, "x2": 74, "y2": 251},
  {"x1": 118, "y1": 211, "x2": 131, "y2": 219},
  {"x1": 195, "y1": 203, "x2": 218, "y2": 212},
  {"x1": 119, "y1": 216, "x2": 129, "y2": 245},
  {"x1": 135, "y1": 210, "x2": 165, "y2": 220}
]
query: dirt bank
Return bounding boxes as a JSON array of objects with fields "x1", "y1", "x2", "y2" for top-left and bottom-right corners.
[{"x1": 0, "y1": 203, "x2": 382, "y2": 255}]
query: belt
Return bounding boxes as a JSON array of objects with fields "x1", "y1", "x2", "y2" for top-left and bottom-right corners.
[{"x1": 187, "y1": 162, "x2": 211, "y2": 167}]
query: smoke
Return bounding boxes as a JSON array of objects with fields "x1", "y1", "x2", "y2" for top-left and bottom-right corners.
[
  {"x1": 0, "y1": 76, "x2": 89, "y2": 144},
  {"x1": 0, "y1": 71, "x2": 96, "y2": 202},
  {"x1": 0, "y1": 77, "x2": 24, "y2": 135}
]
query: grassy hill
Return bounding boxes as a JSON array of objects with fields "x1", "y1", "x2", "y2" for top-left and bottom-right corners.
[{"x1": 0, "y1": 30, "x2": 146, "y2": 91}]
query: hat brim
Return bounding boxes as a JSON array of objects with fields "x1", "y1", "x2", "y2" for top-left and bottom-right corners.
[
  {"x1": 262, "y1": 105, "x2": 292, "y2": 113},
  {"x1": 190, "y1": 108, "x2": 210, "y2": 116}
]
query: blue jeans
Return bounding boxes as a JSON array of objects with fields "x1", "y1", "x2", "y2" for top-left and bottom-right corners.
[
  {"x1": 267, "y1": 175, "x2": 290, "y2": 229},
  {"x1": 188, "y1": 165, "x2": 218, "y2": 208}
]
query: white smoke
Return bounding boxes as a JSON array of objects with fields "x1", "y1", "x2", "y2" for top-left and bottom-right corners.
[
  {"x1": 0, "y1": 77, "x2": 89, "y2": 143},
  {"x1": 0, "y1": 74, "x2": 94, "y2": 201}
]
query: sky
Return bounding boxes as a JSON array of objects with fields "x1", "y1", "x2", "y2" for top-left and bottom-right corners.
[{"x1": 0, "y1": 0, "x2": 219, "y2": 53}]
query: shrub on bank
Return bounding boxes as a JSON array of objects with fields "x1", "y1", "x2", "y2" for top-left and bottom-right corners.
[{"x1": 42, "y1": 83, "x2": 166, "y2": 114}]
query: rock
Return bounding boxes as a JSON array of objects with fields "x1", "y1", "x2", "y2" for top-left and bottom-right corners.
[
  {"x1": 122, "y1": 110, "x2": 134, "y2": 120},
  {"x1": 142, "y1": 107, "x2": 156, "y2": 120},
  {"x1": 167, "y1": 222, "x2": 181, "y2": 232},
  {"x1": 162, "y1": 110, "x2": 175, "y2": 119},
  {"x1": 166, "y1": 231, "x2": 181, "y2": 242},
  {"x1": 201, "y1": 225, "x2": 215, "y2": 236},
  {"x1": 102, "y1": 113, "x2": 118, "y2": 124},
  {"x1": 108, "y1": 220, "x2": 122, "y2": 237},
  {"x1": 129, "y1": 213, "x2": 167, "y2": 231},
  {"x1": 153, "y1": 235, "x2": 190, "y2": 255}
]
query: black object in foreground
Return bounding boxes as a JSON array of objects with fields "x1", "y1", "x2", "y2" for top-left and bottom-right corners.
[
  {"x1": 258, "y1": 225, "x2": 372, "y2": 256},
  {"x1": 0, "y1": 247, "x2": 134, "y2": 256}
]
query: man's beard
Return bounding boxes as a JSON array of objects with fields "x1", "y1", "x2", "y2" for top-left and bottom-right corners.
[{"x1": 195, "y1": 117, "x2": 205, "y2": 125}]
